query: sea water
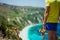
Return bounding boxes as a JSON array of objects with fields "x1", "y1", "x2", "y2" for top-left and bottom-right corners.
[{"x1": 19, "y1": 23, "x2": 60, "y2": 40}]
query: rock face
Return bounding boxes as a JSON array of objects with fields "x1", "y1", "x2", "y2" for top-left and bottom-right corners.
[{"x1": 0, "y1": 3, "x2": 45, "y2": 28}]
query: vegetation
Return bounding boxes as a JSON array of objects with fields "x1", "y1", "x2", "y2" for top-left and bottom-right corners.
[{"x1": 0, "y1": 3, "x2": 45, "y2": 40}]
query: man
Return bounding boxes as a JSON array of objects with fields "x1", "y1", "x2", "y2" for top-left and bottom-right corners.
[{"x1": 44, "y1": 0, "x2": 60, "y2": 40}]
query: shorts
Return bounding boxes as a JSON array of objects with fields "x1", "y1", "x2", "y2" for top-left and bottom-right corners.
[{"x1": 46, "y1": 23, "x2": 58, "y2": 31}]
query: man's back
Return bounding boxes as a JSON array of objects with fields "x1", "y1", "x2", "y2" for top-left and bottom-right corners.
[{"x1": 46, "y1": 0, "x2": 60, "y2": 23}]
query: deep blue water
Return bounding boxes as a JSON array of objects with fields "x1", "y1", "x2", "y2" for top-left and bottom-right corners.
[
  {"x1": 57, "y1": 23, "x2": 60, "y2": 37},
  {"x1": 28, "y1": 23, "x2": 60, "y2": 40}
]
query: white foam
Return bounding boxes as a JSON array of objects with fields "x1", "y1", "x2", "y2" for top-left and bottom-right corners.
[{"x1": 19, "y1": 24, "x2": 34, "y2": 40}]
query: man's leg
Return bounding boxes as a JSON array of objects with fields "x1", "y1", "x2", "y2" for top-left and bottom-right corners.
[
  {"x1": 48, "y1": 31, "x2": 57, "y2": 40},
  {"x1": 53, "y1": 31, "x2": 57, "y2": 40},
  {"x1": 46, "y1": 23, "x2": 57, "y2": 40}
]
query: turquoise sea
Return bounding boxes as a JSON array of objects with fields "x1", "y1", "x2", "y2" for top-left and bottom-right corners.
[{"x1": 28, "y1": 23, "x2": 60, "y2": 40}]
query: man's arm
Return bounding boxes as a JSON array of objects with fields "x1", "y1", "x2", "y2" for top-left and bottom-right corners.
[{"x1": 44, "y1": 6, "x2": 50, "y2": 29}]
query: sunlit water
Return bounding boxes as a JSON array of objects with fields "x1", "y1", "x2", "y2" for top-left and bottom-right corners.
[{"x1": 19, "y1": 23, "x2": 60, "y2": 40}]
